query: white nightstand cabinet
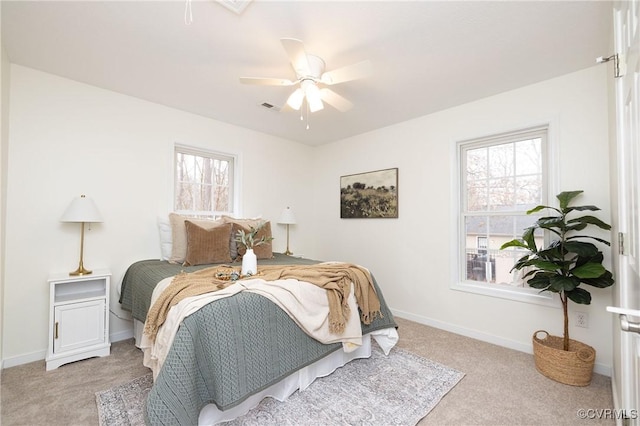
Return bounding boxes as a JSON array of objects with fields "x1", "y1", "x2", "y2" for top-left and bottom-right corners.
[{"x1": 46, "y1": 270, "x2": 111, "y2": 370}]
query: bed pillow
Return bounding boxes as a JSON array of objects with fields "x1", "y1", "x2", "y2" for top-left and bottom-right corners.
[
  {"x1": 183, "y1": 221, "x2": 233, "y2": 266},
  {"x1": 222, "y1": 216, "x2": 273, "y2": 260},
  {"x1": 157, "y1": 216, "x2": 172, "y2": 261},
  {"x1": 169, "y1": 213, "x2": 225, "y2": 264}
]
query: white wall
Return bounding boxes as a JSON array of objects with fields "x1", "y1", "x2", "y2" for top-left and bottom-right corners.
[
  {"x1": 2, "y1": 65, "x2": 314, "y2": 365},
  {"x1": 0, "y1": 30, "x2": 10, "y2": 367},
  {"x1": 2, "y1": 64, "x2": 615, "y2": 375},
  {"x1": 312, "y1": 65, "x2": 614, "y2": 374}
]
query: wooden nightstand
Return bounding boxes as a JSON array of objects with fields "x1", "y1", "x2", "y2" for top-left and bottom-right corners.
[{"x1": 45, "y1": 269, "x2": 111, "y2": 370}]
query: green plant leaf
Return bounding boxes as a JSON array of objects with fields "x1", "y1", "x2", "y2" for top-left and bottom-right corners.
[
  {"x1": 536, "y1": 217, "x2": 564, "y2": 235},
  {"x1": 581, "y1": 271, "x2": 615, "y2": 288},
  {"x1": 574, "y1": 252, "x2": 599, "y2": 269},
  {"x1": 549, "y1": 275, "x2": 579, "y2": 292},
  {"x1": 500, "y1": 239, "x2": 528, "y2": 250},
  {"x1": 574, "y1": 251, "x2": 604, "y2": 267},
  {"x1": 510, "y1": 254, "x2": 533, "y2": 271},
  {"x1": 567, "y1": 215, "x2": 612, "y2": 230},
  {"x1": 522, "y1": 227, "x2": 537, "y2": 252},
  {"x1": 571, "y1": 262, "x2": 606, "y2": 278},
  {"x1": 563, "y1": 241, "x2": 599, "y2": 257},
  {"x1": 565, "y1": 223, "x2": 588, "y2": 232},
  {"x1": 537, "y1": 244, "x2": 564, "y2": 261},
  {"x1": 527, "y1": 273, "x2": 551, "y2": 290},
  {"x1": 557, "y1": 190, "x2": 583, "y2": 210},
  {"x1": 527, "y1": 205, "x2": 557, "y2": 215},
  {"x1": 565, "y1": 205, "x2": 601, "y2": 213},
  {"x1": 537, "y1": 216, "x2": 564, "y2": 227},
  {"x1": 566, "y1": 287, "x2": 592, "y2": 305},
  {"x1": 528, "y1": 259, "x2": 561, "y2": 271},
  {"x1": 566, "y1": 235, "x2": 611, "y2": 246}
]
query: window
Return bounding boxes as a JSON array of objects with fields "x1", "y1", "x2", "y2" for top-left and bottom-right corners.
[
  {"x1": 174, "y1": 144, "x2": 236, "y2": 217},
  {"x1": 457, "y1": 126, "x2": 551, "y2": 301}
]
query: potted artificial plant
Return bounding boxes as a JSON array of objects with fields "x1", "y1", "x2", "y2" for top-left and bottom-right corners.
[
  {"x1": 235, "y1": 220, "x2": 273, "y2": 276},
  {"x1": 500, "y1": 190, "x2": 614, "y2": 386}
]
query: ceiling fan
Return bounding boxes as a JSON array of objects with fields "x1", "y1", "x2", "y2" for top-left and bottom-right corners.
[{"x1": 239, "y1": 38, "x2": 372, "y2": 113}]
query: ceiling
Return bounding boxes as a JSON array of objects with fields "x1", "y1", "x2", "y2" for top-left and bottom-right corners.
[{"x1": 1, "y1": 1, "x2": 613, "y2": 146}]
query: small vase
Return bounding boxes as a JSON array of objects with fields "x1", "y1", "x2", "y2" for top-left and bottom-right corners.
[{"x1": 241, "y1": 248, "x2": 257, "y2": 276}]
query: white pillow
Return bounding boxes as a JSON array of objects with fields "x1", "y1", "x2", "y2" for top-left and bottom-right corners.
[{"x1": 158, "y1": 216, "x2": 172, "y2": 261}]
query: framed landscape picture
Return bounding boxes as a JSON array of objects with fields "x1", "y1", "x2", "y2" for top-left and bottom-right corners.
[{"x1": 340, "y1": 168, "x2": 398, "y2": 218}]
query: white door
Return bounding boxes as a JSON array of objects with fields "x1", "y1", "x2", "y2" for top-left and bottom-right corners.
[{"x1": 610, "y1": 0, "x2": 640, "y2": 424}]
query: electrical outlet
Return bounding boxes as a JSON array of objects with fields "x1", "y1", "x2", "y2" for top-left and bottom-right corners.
[{"x1": 575, "y1": 312, "x2": 588, "y2": 328}]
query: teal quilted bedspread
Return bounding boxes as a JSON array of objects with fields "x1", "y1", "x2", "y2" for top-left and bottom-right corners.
[{"x1": 118, "y1": 254, "x2": 397, "y2": 425}]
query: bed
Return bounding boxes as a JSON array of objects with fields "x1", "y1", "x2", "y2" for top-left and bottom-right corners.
[
  {"x1": 119, "y1": 253, "x2": 398, "y2": 425},
  {"x1": 119, "y1": 213, "x2": 398, "y2": 425}
]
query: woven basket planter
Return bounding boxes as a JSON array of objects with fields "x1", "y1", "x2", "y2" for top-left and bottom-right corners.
[{"x1": 532, "y1": 330, "x2": 596, "y2": 386}]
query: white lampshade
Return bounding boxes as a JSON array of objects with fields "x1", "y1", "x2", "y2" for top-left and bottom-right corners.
[
  {"x1": 61, "y1": 195, "x2": 103, "y2": 223},
  {"x1": 302, "y1": 80, "x2": 324, "y2": 112},
  {"x1": 286, "y1": 88, "x2": 305, "y2": 111},
  {"x1": 278, "y1": 207, "x2": 297, "y2": 225}
]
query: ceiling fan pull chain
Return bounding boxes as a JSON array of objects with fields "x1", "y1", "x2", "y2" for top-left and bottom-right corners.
[
  {"x1": 184, "y1": 0, "x2": 193, "y2": 25},
  {"x1": 306, "y1": 102, "x2": 310, "y2": 130}
]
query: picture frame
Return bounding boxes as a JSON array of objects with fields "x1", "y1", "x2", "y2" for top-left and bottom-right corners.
[{"x1": 340, "y1": 168, "x2": 398, "y2": 218}]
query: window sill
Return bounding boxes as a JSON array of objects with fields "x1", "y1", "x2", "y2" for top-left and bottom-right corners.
[{"x1": 451, "y1": 280, "x2": 559, "y2": 308}]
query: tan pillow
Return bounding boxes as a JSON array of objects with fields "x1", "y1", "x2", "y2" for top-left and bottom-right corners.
[
  {"x1": 183, "y1": 221, "x2": 232, "y2": 266},
  {"x1": 221, "y1": 216, "x2": 273, "y2": 260},
  {"x1": 169, "y1": 213, "x2": 225, "y2": 264}
]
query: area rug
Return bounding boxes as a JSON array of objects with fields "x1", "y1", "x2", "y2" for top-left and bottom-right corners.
[
  {"x1": 96, "y1": 374, "x2": 152, "y2": 426},
  {"x1": 96, "y1": 347, "x2": 464, "y2": 426}
]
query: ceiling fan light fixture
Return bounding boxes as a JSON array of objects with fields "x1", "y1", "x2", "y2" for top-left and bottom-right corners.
[
  {"x1": 302, "y1": 80, "x2": 323, "y2": 112},
  {"x1": 286, "y1": 88, "x2": 304, "y2": 110},
  {"x1": 240, "y1": 39, "x2": 370, "y2": 117},
  {"x1": 308, "y1": 95, "x2": 324, "y2": 112}
]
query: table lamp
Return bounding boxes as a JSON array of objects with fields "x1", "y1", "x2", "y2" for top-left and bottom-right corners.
[
  {"x1": 61, "y1": 194, "x2": 103, "y2": 275},
  {"x1": 277, "y1": 206, "x2": 297, "y2": 255}
]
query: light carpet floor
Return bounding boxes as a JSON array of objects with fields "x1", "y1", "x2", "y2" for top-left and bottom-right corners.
[
  {"x1": 96, "y1": 347, "x2": 464, "y2": 425},
  {"x1": 1, "y1": 317, "x2": 614, "y2": 425}
]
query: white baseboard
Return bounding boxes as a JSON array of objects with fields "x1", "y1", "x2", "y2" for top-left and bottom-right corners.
[
  {"x1": 2, "y1": 327, "x2": 135, "y2": 369},
  {"x1": 392, "y1": 308, "x2": 612, "y2": 377},
  {"x1": 110, "y1": 327, "x2": 134, "y2": 343},
  {"x1": 2, "y1": 349, "x2": 46, "y2": 369}
]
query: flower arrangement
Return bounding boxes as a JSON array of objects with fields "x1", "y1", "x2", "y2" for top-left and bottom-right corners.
[{"x1": 235, "y1": 220, "x2": 274, "y2": 250}]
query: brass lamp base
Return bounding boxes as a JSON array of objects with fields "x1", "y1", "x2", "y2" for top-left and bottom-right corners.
[
  {"x1": 69, "y1": 265, "x2": 92, "y2": 276},
  {"x1": 284, "y1": 224, "x2": 293, "y2": 256},
  {"x1": 69, "y1": 222, "x2": 92, "y2": 276}
]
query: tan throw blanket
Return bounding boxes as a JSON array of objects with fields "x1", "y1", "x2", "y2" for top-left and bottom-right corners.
[
  {"x1": 144, "y1": 262, "x2": 381, "y2": 340},
  {"x1": 256, "y1": 263, "x2": 381, "y2": 333}
]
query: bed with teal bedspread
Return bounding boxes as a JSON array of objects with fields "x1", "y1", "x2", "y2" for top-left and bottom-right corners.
[{"x1": 119, "y1": 254, "x2": 397, "y2": 425}]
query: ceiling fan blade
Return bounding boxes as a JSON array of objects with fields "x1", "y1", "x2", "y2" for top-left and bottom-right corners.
[
  {"x1": 280, "y1": 38, "x2": 311, "y2": 77},
  {"x1": 320, "y1": 60, "x2": 372, "y2": 85},
  {"x1": 320, "y1": 88, "x2": 353, "y2": 112},
  {"x1": 239, "y1": 77, "x2": 295, "y2": 86}
]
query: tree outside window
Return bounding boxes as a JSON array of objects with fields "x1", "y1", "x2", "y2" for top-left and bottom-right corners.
[
  {"x1": 461, "y1": 127, "x2": 548, "y2": 288},
  {"x1": 174, "y1": 145, "x2": 235, "y2": 217}
]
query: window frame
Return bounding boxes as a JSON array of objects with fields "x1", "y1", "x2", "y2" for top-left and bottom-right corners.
[
  {"x1": 172, "y1": 143, "x2": 240, "y2": 217},
  {"x1": 451, "y1": 125, "x2": 558, "y2": 306}
]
